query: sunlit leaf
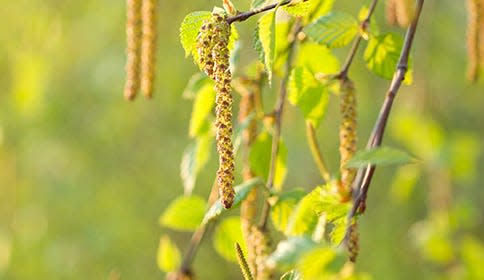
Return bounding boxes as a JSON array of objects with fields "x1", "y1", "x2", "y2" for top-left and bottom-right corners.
[
  {"x1": 297, "y1": 246, "x2": 346, "y2": 279},
  {"x1": 159, "y1": 196, "x2": 206, "y2": 231},
  {"x1": 213, "y1": 216, "x2": 246, "y2": 262},
  {"x1": 364, "y1": 33, "x2": 413, "y2": 84},
  {"x1": 345, "y1": 146, "x2": 416, "y2": 168},
  {"x1": 461, "y1": 236, "x2": 484, "y2": 279},
  {"x1": 180, "y1": 135, "x2": 213, "y2": 195},
  {"x1": 257, "y1": 10, "x2": 277, "y2": 83},
  {"x1": 188, "y1": 82, "x2": 215, "y2": 138},
  {"x1": 285, "y1": 187, "x2": 323, "y2": 236},
  {"x1": 296, "y1": 43, "x2": 340, "y2": 74},
  {"x1": 271, "y1": 189, "x2": 306, "y2": 233},
  {"x1": 304, "y1": 12, "x2": 358, "y2": 48},
  {"x1": 179, "y1": 11, "x2": 211, "y2": 58},
  {"x1": 203, "y1": 178, "x2": 263, "y2": 224},
  {"x1": 328, "y1": 217, "x2": 347, "y2": 244},
  {"x1": 157, "y1": 235, "x2": 181, "y2": 272},
  {"x1": 267, "y1": 236, "x2": 317, "y2": 269}
]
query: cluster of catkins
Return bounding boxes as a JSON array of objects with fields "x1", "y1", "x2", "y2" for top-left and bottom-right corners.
[
  {"x1": 339, "y1": 79, "x2": 357, "y2": 201},
  {"x1": 197, "y1": 13, "x2": 235, "y2": 209}
]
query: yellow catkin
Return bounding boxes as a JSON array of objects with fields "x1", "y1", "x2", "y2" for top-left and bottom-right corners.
[
  {"x1": 248, "y1": 226, "x2": 273, "y2": 280},
  {"x1": 124, "y1": 0, "x2": 142, "y2": 100},
  {"x1": 197, "y1": 13, "x2": 235, "y2": 209},
  {"x1": 338, "y1": 79, "x2": 357, "y2": 201},
  {"x1": 395, "y1": 0, "x2": 414, "y2": 28},
  {"x1": 467, "y1": 0, "x2": 484, "y2": 82},
  {"x1": 348, "y1": 222, "x2": 359, "y2": 263},
  {"x1": 386, "y1": 0, "x2": 397, "y2": 26},
  {"x1": 141, "y1": 0, "x2": 157, "y2": 98}
]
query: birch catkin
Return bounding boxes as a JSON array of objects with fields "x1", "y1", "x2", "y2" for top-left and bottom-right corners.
[
  {"x1": 339, "y1": 79, "x2": 357, "y2": 200},
  {"x1": 141, "y1": 0, "x2": 157, "y2": 98},
  {"x1": 124, "y1": 0, "x2": 142, "y2": 100},
  {"x1": 467, "y1": 0, "x2": 484, "y2": 82},
  {"x1": 347, "y1": 222, "x2": 359, "y2": 263},
  {"x1": 197, "y1": 13, "x2": 235, "y2": 209}
]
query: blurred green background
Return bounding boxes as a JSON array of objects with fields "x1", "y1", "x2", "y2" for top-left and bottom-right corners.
[{"x1": 0, "y1": 0, "x2": 483, "y2": 279}]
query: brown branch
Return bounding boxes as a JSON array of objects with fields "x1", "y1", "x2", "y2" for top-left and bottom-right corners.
[
  {"x1": 227, "y1": 0, "x2": 292, "y2": 24},
  {"x1": 337, "y1": 0, "x2": 379, "y2": 80},
  {"x1": 344, "y1": 0, "x2": 425, "y2": 243},
  {"x1": 306, "y1": 121, "x2": 331, "y2": 182}
]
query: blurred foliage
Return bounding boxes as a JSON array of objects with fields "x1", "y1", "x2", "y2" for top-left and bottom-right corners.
[{"x1": 0, "y1": 0, "x2": 483, "y2": 279}]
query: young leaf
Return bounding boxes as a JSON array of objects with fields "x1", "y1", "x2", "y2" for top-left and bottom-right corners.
[
  {"x1": 203, "y1": 178, "x2": 263, "y2": 224},
  {"x1": 328, "y1": 217, "x2": 347, "y2": 244},
  {"x1": 213, "y1": 216, "x2": 247, "y2": 262},
  {"x1": 157, "y1": 235, "x2": 181, "y2": 273},
  {"x1": 271, "y1": 189, "x2": 306, "y2": 233},
  {"x1": 296, "y1": 43, "x2": 340, "y2": 74},
  {"x1": 267, "y1": 236, "x2": 317, "y2": 269},
  {"x1": 288, "y1": 66, "x2": 330, "y2": 127},
  {"x1": 180, "y1": 135, "x2": 213, "y2": 195},
  {"x1": 159, "y1": 195, "x2": 206, "y2": 231},
  {"x1": 296, "y1": 246, "x2": 346, "y2": 279},
  {"x1": 249, "y1": 131, "x2": 287, "y2": 189},
  {"x1": 257, "y1": 10, "x2": 277, "y2": 83},
  {"x1": 188, "y1": 81, "x2": 215, "y2": 138},
  {"x1": 285, "y1": 187, "x2": 323, "y2": 236},
  {"x1": 179, "y1": 11, "x2": 211, "y2": 57},
  {"x1": 364, "y1": 33, "x2": 413, "y2": 84},
  {"x1": 182, "y1": 73, "x2": 210, "y2": 99},
  {"x1": 304, "y1": 12, "x2": 358, "y2": 48},
  {"x1": 251, "y1": 0, "x2": 268, "y2": 9},
  {"x1": 344, "y1": 146, "x2": 416, "y2": 169}
]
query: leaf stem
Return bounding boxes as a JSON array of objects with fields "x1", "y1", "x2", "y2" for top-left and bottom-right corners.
[
  {"x1": 337, "y1": 0, "x2": 379, "y2": 80},
  {"x1": 227, "y1": 0, "x2": 292, "y2": 24},
  {"x1": 344, "y1": 0, "x2": 425, "y2": 244},
  {"x1": 306, "y1": 121, "x2": 331, "y2": 182}
]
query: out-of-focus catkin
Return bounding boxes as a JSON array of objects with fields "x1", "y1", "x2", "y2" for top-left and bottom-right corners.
[
  {"x1": 386, "y1": 0, "x2": 414, "y2": 28},
  {"x1": 124, "y1": 0, "x2": 142, "y2": 100},
  {"x1": 141, "y1": 0, "x2": 157, "y2": 98},
  {"x1": 339, "y1": 79, "x2": 357, "y2": 201},
  {"x1": 197, "y1": 13, "x2": 235, "y2": 209},
  {"x1": 467, "y1": 0, "x2": 484, "y2": 82},
  {"x1": 347, "y1": 222, "x2": 359, "y2": 263},
  {"x1": 248, "y1": 226, "x2": 273, "y2": 280}
]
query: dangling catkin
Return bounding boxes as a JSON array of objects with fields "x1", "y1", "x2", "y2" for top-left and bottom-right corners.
[
  {"x1": 141, "y1": 0, "x2": 157, "y2": 98},
  {"x1": 386, "y1": 0, "x2": 414, "y2": 28},
  {"x1": 348, "y1": 222, "x2": 359, "y2": 263},
  {"x1": 339, "y1": 79, "x2": 357, "y2": 201},
  {"x1": 197, "y1": 13, "x2": 235, "y2": 209},
  {"x1": 124, "y1": 0, "x2": 142, "y2": 100},
  {"x1": 386, "y1": 0, "x2": 397, "y2": 26},
  {"x1": 467, "y1": 0, "x2": 484, "y2": 82}
]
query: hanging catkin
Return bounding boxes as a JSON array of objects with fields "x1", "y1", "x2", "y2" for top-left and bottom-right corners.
[
  {"x1": 197, "y1": 13, "x2": 235, "y2": 209},
  {"x1": 141, "y1": 0, "x2": 157, "y2": 98},
  {"x1": 347, "y1": 222, "x2": 359, "y2": 263},
  {"x1": 124, "y1": 0, "x2": 142, "y2": 100},
  {"x1": 339, "y1": 79, "x2": 357, "y2": 201},
  {"x1": 386, "y1": 0, "x2": 414, "y2": 28},
  {"x1": 467, "y1": 0, "x2": 484, "y2": 82}
]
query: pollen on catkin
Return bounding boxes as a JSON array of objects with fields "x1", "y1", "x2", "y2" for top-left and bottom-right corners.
[
  {"x1": 124, "y1": 0, "x2": 142, "y2": 100},
  {"x1": 141, "y1": 0, "x2": 157, "y2": 98},
  {"x1": 338, "y1": 79, "x2": 357, "y2": 201},
  {"x1": 197, "y1": 13, "x2": 235, "y2": 209}
]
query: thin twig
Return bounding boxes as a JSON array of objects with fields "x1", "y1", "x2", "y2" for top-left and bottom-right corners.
[
  {"x1": 227, "y1": 0, "x2": 292, "y2": 24},
  {"x1": 337, "y1": 0, "x2": 379, "y2": 79},
  {"x1": 306, "y1": 121, "x2": 331, "y2": 182},
  {"x1": 344, "y1": 0, "x2": 425, "y2": 243},
  {"x1": 259, "y1": 21, "x2": 301, "y2": 230}
]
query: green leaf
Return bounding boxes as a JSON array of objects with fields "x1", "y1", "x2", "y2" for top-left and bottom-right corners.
[
  {"x1": 297, "y1": 246, "x2": 346, "y2": 279},
  {"x1": 313, "y1": 184, "x2": 351, "y2": 222},
  {"x1": 285, "y1": 187, "x2": 323, "y2": 236},
  {"x1": 288, "y1": 67, "x2": 330, "y2": 127},
  {"x1": 280, "y1": 270, "x2": 301, "y2": 280},
  {"x1": 328, "y1": 217, "x2": 347, "y2": 244},
  {"x1": 344, "y1": 146, "x2": 416, "y2": 169},
  {"x1": 157, "y1": 234, "x2": 181, "y2": 272},
  {"x1": 251, "y1": 0, "x2": 268, "y2": 9},
  {"x1": 283, "y1": 1, "x2": 312, "y2": 17},
  {"x1": 309, "y1": 0, "x2": 336, "y2": 20},
  {"x1": 304, "y1": 12, "x2": 358, "y2": 48},
  {"x1": 203, "y1": 178, "x2": 263, "y2": 224},
  {"x1": 180, "y1": 135, "x2": 213, "y2": 195},
  {"x1": 296, "y1": 43, "x2": 340, "y2": 74},
  {"x1": 213, "y1": 216, "x2": 246, "y2": 262},
  {"x1": 179, "y1": 11, "x2": 211, "y2": 58},
  {"x1": 159, "y1": 196, "x2": 206, "y2": 231},
  {"x1": 182, "y1": 73, "x2": 211, "y2": 99},
  {"x1": 364, "y1": 33, "x2": 413, "y2": 84},
  {"x1": 188, "y1": 81, "x2": 215, "y2": 138},
  {"x1": 271, "y1": 189, "x2": 306, "y2": 233},
  {"x1": 249, "y1": 131, "x2": 287, "y2": 189},
  {"x1": 257, "y1": 10, "x2": 277, "y2": 83},
  {"x1": 267, "y1": 236, "x2": 317, "y2": 269}
]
